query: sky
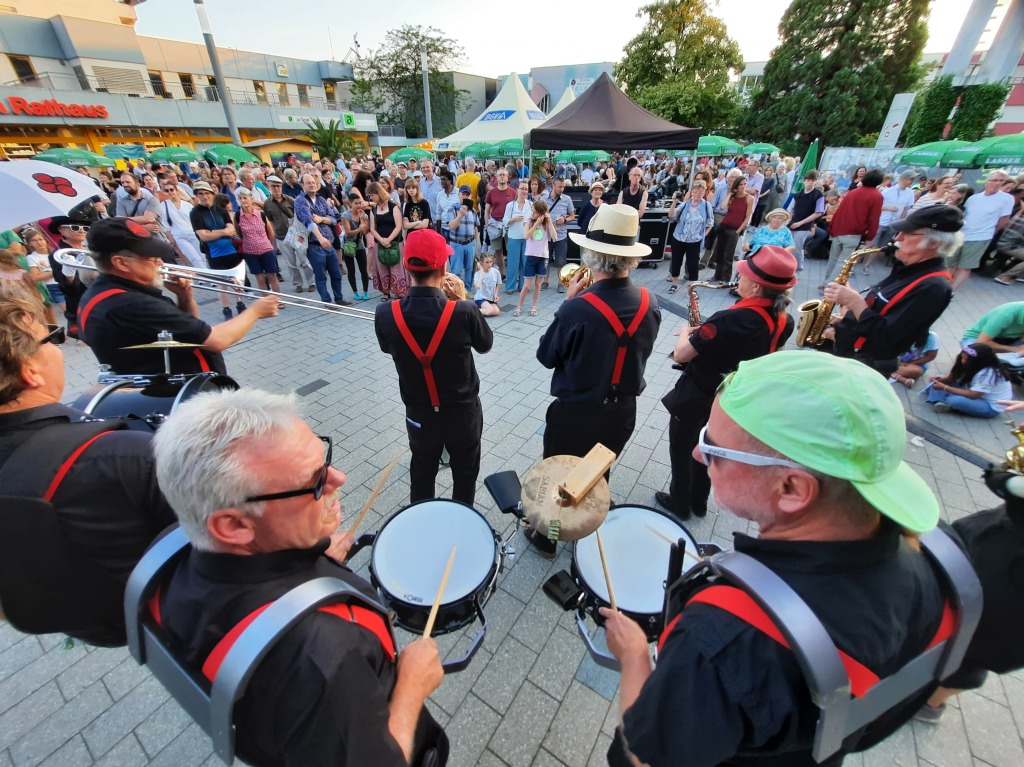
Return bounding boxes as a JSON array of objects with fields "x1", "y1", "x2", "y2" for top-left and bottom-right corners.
[{"x1": 135, "y1": 0, "x2": 975, "y2": 77}]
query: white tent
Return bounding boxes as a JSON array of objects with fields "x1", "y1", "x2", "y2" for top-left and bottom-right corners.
[
  {"x1": 547, "y1": 87, "x2": 576, "y2": 117},
  {"x1": 435, "y1": 73, "x2": 549, "y2": 152}
]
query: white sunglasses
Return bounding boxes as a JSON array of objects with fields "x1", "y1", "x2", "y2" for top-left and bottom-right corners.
[{"x1": 697, "y1": 425, "x2": 805, "y2": 470}]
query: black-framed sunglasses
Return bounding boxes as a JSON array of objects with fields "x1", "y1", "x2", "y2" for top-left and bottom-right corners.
[
  {"x1": 244, "y1": 435, "x2": 333, "y2": 503},
  {"x1": 41, "y1": 325, "x2": 66, "y2": 346}
]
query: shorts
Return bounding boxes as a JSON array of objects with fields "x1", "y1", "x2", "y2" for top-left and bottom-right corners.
[
  {"x1": 950, "y1": 240, "x2": 988, "y2": 270},
  {"x1": 243, "y1": 250, "x2": 279, "y2": 275},
  {"x1": 524, "y1": 256, "x2": 548, "y2": 278},
  {"x1": 45, "y1": 283, "x2": 65, "y2": 305},
  {"x1": 474, "y1": 298, "x2": 496, "y2": 307}
]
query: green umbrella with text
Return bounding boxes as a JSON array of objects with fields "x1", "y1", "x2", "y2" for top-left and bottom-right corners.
[
  {"x1": 33, "y1": 148, "x2": 112, "y2": 168},
  {"x1": 387, "y1": 147, "x2": 433, "y2": 164},
  {"x1": 149, "y1": 146, "x2": 203, "y2": 164},
  {"x1": 203, "y1": 145, "x2": 261, "y2": 165}
]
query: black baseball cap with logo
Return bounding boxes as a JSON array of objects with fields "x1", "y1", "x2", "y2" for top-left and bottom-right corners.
[{"x1": 86, "y1": 218, "x2": 176, "y2": 260}]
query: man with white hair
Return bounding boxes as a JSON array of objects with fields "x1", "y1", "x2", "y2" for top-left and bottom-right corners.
[
  {"x1": 151, "y1": 389, "x2": 449, "y2": 767},
  {"x1": 950, "y1": 168, "x2": 1015, "y2": 291},
  {"x1": 238, "y1": 168, "x2": 267, "y2": 207}
]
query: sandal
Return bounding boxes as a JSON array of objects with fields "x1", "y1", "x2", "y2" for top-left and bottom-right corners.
[
  {"x1": 513, "y1": 306, "x2": 521, "y2": 317},
  {"x1": 380, "y1": 294, "x2": 390, "y2": 302},
  {"x1": 530, "y1": 306, "x2": 538, "y2": 316},
  {"x1": 668, "y1": 284, "x2": 679, "y2": 294}
]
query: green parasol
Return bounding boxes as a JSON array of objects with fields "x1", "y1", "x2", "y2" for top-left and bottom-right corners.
[
  {"x1": 743, "y1": 142, "x2": 781, "y2": 155},
  {"x1": 943, "y1": 137, "x2": 1003, "y2": 168},
  {"x1": 892, "y1": 140, "x2": 971, "y2": 166},
  {"x1": 149, "y1": 146, "x2": 203, "y2": 164},
  {"x1": 33, "y1": 148, "x2": 112, "y2": 168},
  {"x1": 101, "y1": 144, "x2": 148, "y2": 160},
  {"x1": 975, "y1": 135, "x2": 1024, "y2": 167},
  {"x1": 791, "y1": 139, "x2": 819, "y2": 194},
  {"x1": 485, "y1": 138, "x2": 525, "y2": 159},
  {"x1": 388, "y1": 147, "x2": 433, "y2": 163},
  {"x1": 571, "y1": 150, "x2": 612, "y2": 163},
  {"x1": 203, "y1": 145, "x2": 261, "y2": 165},
  {"x1": 694, "y1": 135, "x2": 742, "y2": 156},
  {"x1": 458, "y1": 143, "x2": 492, "y2": 160}
]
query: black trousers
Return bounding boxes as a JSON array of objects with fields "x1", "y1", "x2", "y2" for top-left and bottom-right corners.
[
  {"x1": 543, "y1": 397, "x2": 637, "y2": 461},
  {"x1": 712, "y1": 226, "x2": 740, "y2": 282},
  {"x1": 343, "y1": 249, "x2": 370, "y2": 293},
  {"x1": 664, "y1": 376, "x2": 714, "y2": 514},
  {"x1": 406, "y1": 398, "x2": 483, "y2": 506},
  {"x1": 670, "y1": 237, "x2": 702, "y2": 281}
]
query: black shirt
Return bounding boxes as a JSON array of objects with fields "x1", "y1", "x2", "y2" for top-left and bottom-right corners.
[
  {"x1": 0, "y1": 403, "x2": 175, "y2": 579},
  {"x1": 577, "y1": 200, "x2": 602, "y2": 234},
  {"x1": 79, "y1": 273, "x2": 225, "y2": 375},
  {"x1": 189, "y1": 203, "x2": 235, "y2": 261},
  {"x1": 403, "y1": 198, "x2": 431, "y2": 226},
  {"x1": 537, "y1": 277, "x2": 661, "y2": 402},
  {"x1": 620, "y1": 185, "x2": 645, "y2": 211},
  {"x1": 375, "y1": 286, "x2": 493, "y2": 408},
  {"x1": 790, "y1": 189, "x2": 824, "y2": 232},
  {"x1": 834, "y1": 257, "x2": 952, "y2": 362},
  {"x1": 263, "y1": 195, "x2": 294, "y2": 240},
  {"x1": 159, "y1": 540, "x2": 444, "y2": 767},
  {"x1": 686, "y1": 297, "x2": 795, "y2": 396},
  {"x1": 623, "y1": 524, "x2": 945, "y2": 767}
]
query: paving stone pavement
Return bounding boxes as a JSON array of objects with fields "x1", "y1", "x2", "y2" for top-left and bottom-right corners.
[{"x1": 4, "y1": 250, "x2": 1024, "y2": 766}]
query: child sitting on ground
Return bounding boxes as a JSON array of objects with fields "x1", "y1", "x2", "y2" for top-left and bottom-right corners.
[{"x1": 473, "y1": 255, "x2": 501, "y2": 317}]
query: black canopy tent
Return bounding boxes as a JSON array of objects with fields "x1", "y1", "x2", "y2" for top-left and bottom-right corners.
[{"x1": 523, "y1": 72, "x2": 700, "y2": 151}]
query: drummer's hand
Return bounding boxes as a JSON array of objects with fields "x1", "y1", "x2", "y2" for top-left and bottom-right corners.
[
  {"x1": 163, "y1": 275, "x2": 192, "y2": 298},
  {"x1": 397, "y1": 638, "x2": 444, "y2": 696},
  {"x1": 250, "y1": 294, "x2": 280, "y2": 318},
  {"x1": 599, "y1": 608, "x2": 649, "y2": 663},
  {"x1": 325, "y1": 530, "x2": 356, "y2": 564}
]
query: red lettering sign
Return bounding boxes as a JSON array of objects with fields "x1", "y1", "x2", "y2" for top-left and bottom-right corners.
[{"x1": 5, "y1": 97, "x2": 108, "y2": 119}]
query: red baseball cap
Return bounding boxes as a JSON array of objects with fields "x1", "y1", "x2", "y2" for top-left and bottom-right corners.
[{"x1": 404, "y1": 229, "x2": 453, "y2": 272}]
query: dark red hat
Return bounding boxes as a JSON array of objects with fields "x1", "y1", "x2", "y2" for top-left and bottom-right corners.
[
  {"x1": 735, "y1": 245, "x2": 798, "y2": 289},
  {"x1": 404, "y1": 229, "x2": 453, "y2": 272}
]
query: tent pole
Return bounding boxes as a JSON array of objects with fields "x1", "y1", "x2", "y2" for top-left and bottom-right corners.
[{"x1": 687, "y1": 148, "x2": 697, "y2": 191}]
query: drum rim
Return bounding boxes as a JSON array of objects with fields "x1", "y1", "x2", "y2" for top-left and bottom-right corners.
[{"x1": 370, "y1": 499, "x2": 499, "y2": 607}]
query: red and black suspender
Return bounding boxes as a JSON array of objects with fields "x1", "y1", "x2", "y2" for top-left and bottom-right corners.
[
  {"x1": 391, "y1": 300, "x2": 458, "y2": 410},
  {"x1": 579, "y1": 288, "x2": 651, "y2": 392},
  {"x1": 78, "y1": 289, "x2": 126, "y2": 335},
  {"x1": 853, "y1": 271, "x2": 951, "y2": 352},
  {"x1": 658, "y1": 584, "x2": 956, "y2": 698}
]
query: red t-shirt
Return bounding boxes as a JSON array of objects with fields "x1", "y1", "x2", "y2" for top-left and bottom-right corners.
[
  {"x1": 485, "y1": 187, "x2": 516, "y2": 221},
  {"x1": 829, "y1": 185, "x2": 883, "y2": 242}
]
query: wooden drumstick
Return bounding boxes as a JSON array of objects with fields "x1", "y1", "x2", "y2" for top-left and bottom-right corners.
[
  {"x1": 646, "y1": 524, "x2": 676, "y2": 545},
  {"x1": 596, "y1": 531, "x2": 616, "y2": 611},
  {"x1": 349, "y1": 448, "x2": 406, "y2": 534},
  {"x1": 423, "y1": 545, "x2": 457, "y2": 638}
]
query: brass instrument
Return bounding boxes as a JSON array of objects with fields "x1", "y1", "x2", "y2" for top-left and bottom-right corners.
[
  {"x1": 559, "y1": 263, "x2": 592, "y2": 288},
  {"x1": 53, "y1": 249, "x2": 376, "y2": 322},
  {"x1": 685, "y1": 280, "x2": 736, "y2": 327},
  {"x1": 795, "y1": 245, "x2": 890, "y2": 347}
]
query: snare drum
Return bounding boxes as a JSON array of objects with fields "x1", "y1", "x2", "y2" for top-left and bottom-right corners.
[
  {"x1": 574, "y1": 504, "x2": 700, "y2": 643},
  {"x1": 370, "y1": 500, "x2": 500, "y2": 636},
  {"x1": 72, "y1": 373, "x2": 239, "y2": 429}
]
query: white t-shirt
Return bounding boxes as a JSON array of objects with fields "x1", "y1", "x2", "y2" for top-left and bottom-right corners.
[
  {"x1": 962, "y1": 190, "x2": 1014, "y2": 242},
  {"x1": 580, "y1": 167, "x2": 596, "y2": 185},
  {"x1": 968, "y1": 368, "x2": 1013, "y2": 411},
  {"x1": 27, "y1": 252, "x2": 57, "y2": 286},
  {"x1": 879, "y1": 184, "x2": 915, "y2": 228},
  {"x1": 473, "y1": 268, "x2": 501, "y2": 302}
]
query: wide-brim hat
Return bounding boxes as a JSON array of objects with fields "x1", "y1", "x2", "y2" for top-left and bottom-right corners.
[
  {"x1": 47, "y1": 216, "x2": 92, "y2": 234},
  {"x1": 191, "y1": 181, "x2": 214, "y2": 193},
  {"x1": 765, "y1": 207, "x2": 791, "y2": 222},
  {"x1": 735, "y1": 245, "x2": 798, "y2": 289},
  {"x1": 568, "y1": 203, "x2": 652, "y2": 258}
]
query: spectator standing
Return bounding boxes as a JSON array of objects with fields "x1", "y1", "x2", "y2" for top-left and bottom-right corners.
[
  {"x1": 951, "y1": 169, "x2": 1015, "y2": 291},
  {"x1": 264, "y1": 175, "x2": 314, "y2": 293},
  {"x1": 819, "y1": 169, "x2": 884, "y2": 287}
]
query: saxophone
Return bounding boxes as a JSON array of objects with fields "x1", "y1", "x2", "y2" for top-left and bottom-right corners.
[
  {"x1": 795, "y1": 245, "x2": 891, "y2": 347},
  {"x1": 687, "y1": 280, "x2": 738, "y2": 327}
]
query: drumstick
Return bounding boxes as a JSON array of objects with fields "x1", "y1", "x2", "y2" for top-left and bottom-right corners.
[
  {"x1": 646, "y1": 524, "x2": 676, "y2": 545},
  {"x1": 596, "y1": 531, "x2": 616, "y2": 611},
  {"x1": 349, "y1": 448, "x2": 406, "y2": 534},
  {"x1": 423, "y1": 546, "x2": 457, "y2": 638}
]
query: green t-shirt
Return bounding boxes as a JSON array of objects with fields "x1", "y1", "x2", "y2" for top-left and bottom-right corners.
[
  {"x1": 0, "y1": 229, "x2": 23, "y2": 250},
  {"x1": 962, "y1": 302, "x2": 1024, "y2": 344}
]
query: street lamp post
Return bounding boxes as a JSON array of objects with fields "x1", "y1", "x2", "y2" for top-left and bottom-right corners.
[
  {"x1": 193, "y1": 0, "x2": 242, "y2": 146},
  {"x1": 421, "y1": 44, "x2": 433, "y2": 141}
]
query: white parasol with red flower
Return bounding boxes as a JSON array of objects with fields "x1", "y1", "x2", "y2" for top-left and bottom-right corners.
[{"x1": 0, "y1": 160, "x2": 108, "y2": 231}]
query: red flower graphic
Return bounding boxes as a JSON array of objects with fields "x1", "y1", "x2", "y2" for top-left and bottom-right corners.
[
  {"x1": 33, "y1": 173, "x2": 77, "y2": 198},
  {"x1": 126, "y1": 220, "x2": 151, "y2": 238}
]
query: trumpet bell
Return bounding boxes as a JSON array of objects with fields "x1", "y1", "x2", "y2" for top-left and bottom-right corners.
[{"x1": 559, "y1": 264, "x2": 592, "y2": 288}]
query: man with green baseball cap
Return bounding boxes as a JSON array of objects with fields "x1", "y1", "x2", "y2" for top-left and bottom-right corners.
[{"x1": 602, "y1": 350, "x2": 952, "y2": 767}]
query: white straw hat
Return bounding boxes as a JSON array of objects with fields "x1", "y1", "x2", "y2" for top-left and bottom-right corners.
[{"x1": 569, "y1": 204, "x2": 652, "y2": 257}]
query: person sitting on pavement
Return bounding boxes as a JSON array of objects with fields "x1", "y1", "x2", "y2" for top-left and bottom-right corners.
[
  {"x1": 961, "y1": 300, "x2": 1024, "y2": 367},
  {"x1": 926, "y1": 342, "x2": 1015, "y2": 419},
  {"x1": 151, "y1": 389, "x2": 449, "y2": 767}
]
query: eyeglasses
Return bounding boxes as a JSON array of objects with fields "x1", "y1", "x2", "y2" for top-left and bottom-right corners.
[
  {"x1": 40, "y1": 324, "x2": 66, "y2": 346},
  {"x1": 697, "y1": 425, "x2": 805, "y2": 470},
  {"x1": 60, "y1": 224, "x2": 89, "y2": 233},
  {"x1": 244, "y1": 435, "x2": 333, "y2": 503}
]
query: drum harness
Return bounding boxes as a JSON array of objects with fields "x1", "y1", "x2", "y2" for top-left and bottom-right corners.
[
  {"x1": 578, "y1": 287, "x2": 650, "y2": 403},
  {"x1": 391, "y1": 299, "x2": 457, "y2": 411}
]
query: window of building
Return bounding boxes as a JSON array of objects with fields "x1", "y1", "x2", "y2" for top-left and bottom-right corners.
[
  {"x1": 7, "y1": 55, "x2": 35, "y2": 82},
  {"x1": 253, "y1": 80, "x2": 267, "y2": 104},
  {"x1": 149, "y1": 70, "x2": 170, "y2": 99},
  {"x1": 276, "y1": 82, "x2": 289, "y2": 106},
  {"x1": 204, "y1": 75, "x2": 219, "y2": 102},
  {"x1": 324, "y1": 82, "x2": 336, "y2": 105},
  {"x1": 178, "y1": 73, "x2": 195, "y2": 99},
  {"x1": 297, "y1": 84, "x2": 309, "y2": 107}
]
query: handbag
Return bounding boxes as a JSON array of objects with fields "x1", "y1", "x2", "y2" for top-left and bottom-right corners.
[
  {"x1": 343, "y1": 240, "x2": 357, "y2": 256},
  {"x1": 377, "y1": 242, "x2": 400, "y2": 266},
  {"x1": 283, "y1": 218, "x2": 308, "y2": 251}
]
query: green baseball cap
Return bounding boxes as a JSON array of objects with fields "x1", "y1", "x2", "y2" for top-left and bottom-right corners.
[{"x1": 717, "y1": 350, "x2": 938, "y2": 533}]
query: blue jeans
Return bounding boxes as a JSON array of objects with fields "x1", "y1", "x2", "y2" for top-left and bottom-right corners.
[
  {"x1": 307, "y1": 242, "x2": 344, "y2": 302},
  {"x1": 927, "y1": 388, "x2": 999, "y2": 418},
  {"x1": 449, "y1": 241, "x2": 475, "y2": 286},
  {"x1": 505, "y1": 238, "x2": 526, "y2": 291}
]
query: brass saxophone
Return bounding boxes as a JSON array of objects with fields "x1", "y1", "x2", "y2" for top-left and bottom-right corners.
[
  {"x1": 686, "y1": 280, "x2": 738, "y2": 327},
  {"x1": 795, "y1": 245, "x2": 891, "y2": 347}
]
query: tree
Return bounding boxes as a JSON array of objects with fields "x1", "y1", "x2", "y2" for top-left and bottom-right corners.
[
  {"x1": 350, "y1": 25, "x2": 469, "y2": 138},
  {"x1": 303, "y1": 118, "x2": 362, "y2": 160},
  {"x1": 614, "y1": 1, "x2": 743, "y2": 134},
  {"x1": 903, "y1": 74, "x2": 958, "y2": 146},
  {"x1": 949, "y1": 81, "x2": 1012, "y2": 142},
  {"x1": 737, "y1": 0, "x2": 930, "y2": 147}
]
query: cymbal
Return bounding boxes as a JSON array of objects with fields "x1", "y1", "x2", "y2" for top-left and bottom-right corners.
[
  {"x1": 520, "y1": 455, "x2": 610, "y2": 542},
  {"x1": 121, "y1": 340, "x2": 205, "y2": 350}
]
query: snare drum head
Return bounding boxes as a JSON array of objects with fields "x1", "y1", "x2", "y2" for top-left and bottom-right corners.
[
  {"x1": 371, "y1": 500, "x2": 496, "y2": 607},
  {"x1": 574, "y1": 505, "x2": 699, "y2": 615}
]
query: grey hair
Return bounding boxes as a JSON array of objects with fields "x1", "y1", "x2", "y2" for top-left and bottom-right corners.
[
  {"x1": 238, "y1": 169, "x2": 254, "y2": 181},
  {"x1": 153, "y1": 389, "x2": 302, "y2": 551},
  {"x1": 283, "y1": 168, "x2": 297, "y2": 181},
  {"x1": 898, "y1": 169, "x2": 917, "y2": 182},
  {"x1": 922, "y1": 229, "x2": 964, "y2": 260},
  {"x1": 581, "y1": 247, "x2": 642, "y2": 276}
]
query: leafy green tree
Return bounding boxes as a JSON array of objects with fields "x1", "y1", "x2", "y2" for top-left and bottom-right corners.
[
  {"x1": 738, "y1": 0, "x2": 929, "y2": 146},
  {"x1": 350, "y1": 25, "x2": 469, "y2": 138},
  {"x1": 614, "y1": 0, "x2": 743, "y2": 133},
  {"x1": 949, "y1": 81, "x2": 1012, "y2": 142},
  {"x1": 303, "y1": 118, "x2": 362, "y2": 160},
  {"x1": 903, "y1": 74, "x2": 958, "y2": 146}
]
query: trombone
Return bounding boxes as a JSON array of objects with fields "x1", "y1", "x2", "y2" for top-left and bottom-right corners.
[{"x1": 54, "y1": 248, "x2": 376, "y2": 322}]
